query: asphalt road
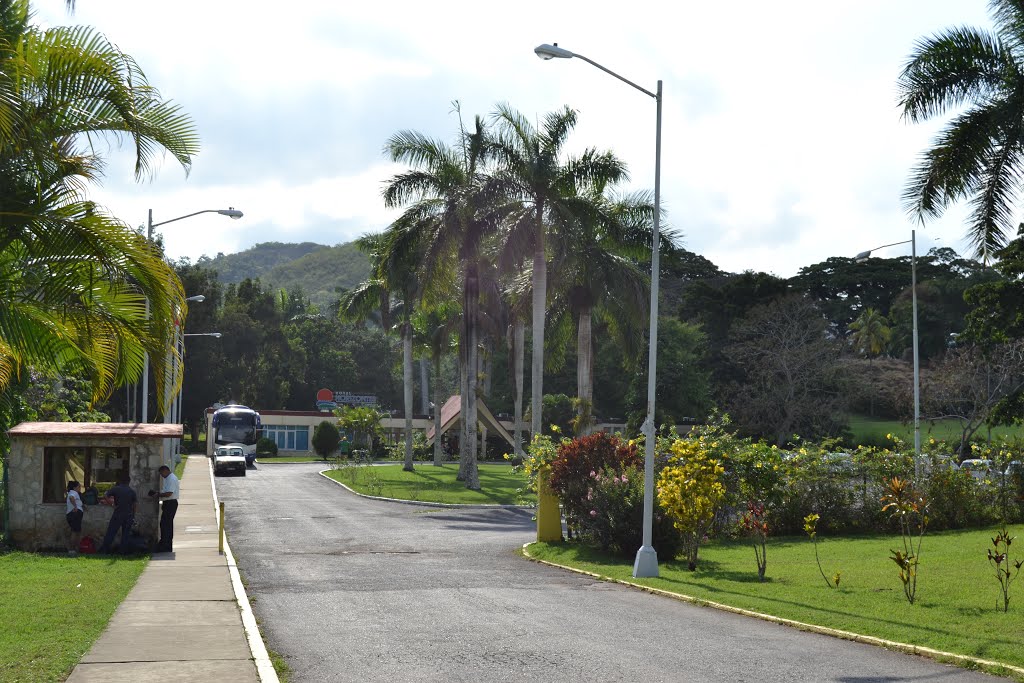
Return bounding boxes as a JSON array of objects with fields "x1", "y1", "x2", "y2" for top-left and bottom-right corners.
[{"x1": 216, "y1": 462, "x2": 999, "y2": 683}]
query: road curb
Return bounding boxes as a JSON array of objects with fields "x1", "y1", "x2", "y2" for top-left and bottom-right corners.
[
  {"x1": 208, "y1": 459, "x2": 280, "y2": 683},
  {"x1": 520, "y1": 542, "x2": 1024, "y2": 679},
  {"x1": 317, "y1": 469, "x2": 534, "y2": 510}
]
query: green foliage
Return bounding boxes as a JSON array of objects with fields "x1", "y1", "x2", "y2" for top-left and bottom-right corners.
[
  {"x1": 527, "y1": 394, "x2": 575, "y2": 437},
  {"x1": 325, "y1": 463, "x2": 532, "y2": 505},
  {"x1": 336, "y1": 405, "x2": 384, "y2": 451},
  {"x1": 847, "y1": 308, "x2": 891, "y2": 359},
  {"x1": 256, "y1": 437, "x2": 279, "y2": 456},
  {"x1": 625, "y1": 318, "x2": 712, "y2": 428},
  {"x1": 199, "y1": 242, "x2": 328, "y2": 284},
  {"x1": 312, "y1": 420, "x2": 340, "y2": 459}
]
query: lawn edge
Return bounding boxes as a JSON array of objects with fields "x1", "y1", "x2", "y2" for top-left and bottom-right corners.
[
  {"x1": 317, "y1": 470, "x2": 534, "y2": 509},
  {"x1": 520, "y1": 542, "x2": 1024, "y2": 680}
]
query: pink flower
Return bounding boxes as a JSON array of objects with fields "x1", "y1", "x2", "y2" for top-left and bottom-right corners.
[
  {"x1": 589, "y1": 510, "x2": 598, "y2": 517},
  {"x1": 586, "y1": 491, "x2": 593, "y2": 501},
  {"x1": 620, "y1": 475, "x2": 628, "y2": 483},
  {"x1": 590, "y1": 470, "x2": 597, "y2": 478}
]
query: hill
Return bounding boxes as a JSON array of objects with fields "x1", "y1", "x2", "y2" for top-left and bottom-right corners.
[{"x1": 198, "y1": 241, "x2": 370, "y2": 309}]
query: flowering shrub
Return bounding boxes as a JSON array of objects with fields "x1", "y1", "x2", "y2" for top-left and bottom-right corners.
[
  {"x1": 517, "y1": 432, "x2": 563, "y2": 492},
  {"x1": 657, "y1": 438, "x2": 726, "y2": 570},
  {"x1": 578, "y1": 464, "x2": 683, "y2": 558},
  {"x1": 547, "y1": 432, "x2": 642, "y2": 535}
]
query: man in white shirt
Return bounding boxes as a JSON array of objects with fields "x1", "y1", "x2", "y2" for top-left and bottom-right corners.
[{"x1": 150, "y1": 465, "x2": 180, "y2": 553}]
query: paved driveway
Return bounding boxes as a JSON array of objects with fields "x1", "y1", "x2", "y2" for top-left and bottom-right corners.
[{"x1": 216, "y1": 462, "x2": 998, "y2": 682}]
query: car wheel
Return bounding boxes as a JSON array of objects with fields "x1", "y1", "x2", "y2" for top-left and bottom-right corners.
[{"x1": 241, "y1": 469, "x2": 247, "y2": 477}]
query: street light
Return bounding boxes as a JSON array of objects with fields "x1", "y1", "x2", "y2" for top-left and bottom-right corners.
[
  {"x1": 140, "y1": 208, "x2": 242, "y2": 423},
  {"x1": 535, "y1": 42, "x2": 663, "y2": 578},
  {"x1": 855, "y1": 229, "x2": 921, "y2": 479}
]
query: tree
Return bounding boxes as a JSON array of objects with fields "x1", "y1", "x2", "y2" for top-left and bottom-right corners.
[
  {"x1": 312, "y1": 420, "x2": 340, "y2": 460},
  {"x1": 625, "y1": 319, "x2": 712, "y2": 430},
  {"x1": 722, "y1": 295, "x2": 848, "y2": 445},
  {"x1": 922, "y1": 340, "x2": 1024, "y2": 455},
  {"x1": 548, "y1": 190, "x2": 662, "y2": 435},
  {"x1": 898, "y1": 0, "x2": 1024, "y2": 261},
  {"x1": 381, "y1": 106, "x2": 495, "y2": 489},
  {"x1": 413, "y1": 302, "x2": 459, "y2": 466},
  {"x1": 0, "y1": 0, "x2": 197, "y2": 415},
  {"x1": 336, "y1": 405, "x2": 383, "y2": 455},
  {"x1": 848, "y1": 308, "x2": 892, "y2": 360},
  {"x1": 490, "y1": 104, "x2": 628, "y2": 438}
]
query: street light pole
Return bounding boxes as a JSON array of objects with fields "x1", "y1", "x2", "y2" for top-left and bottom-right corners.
[
  {"x1": 535, "y1": 43, "x2": 662, "y2": 578},
  {"x1": 854, "y1": 230, "x2": 921, "y2": 479},
  {"x1": 140, "y1": 208, "x2": 242, "y2": 423}
]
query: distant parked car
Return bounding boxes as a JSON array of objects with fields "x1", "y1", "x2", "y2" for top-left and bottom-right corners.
[
  {"x1": 959, "y1": 458, "x2": 993, "y2": 480},
  {"x1": 214, "y1": 446, "x2": 247, "y2": 476}
]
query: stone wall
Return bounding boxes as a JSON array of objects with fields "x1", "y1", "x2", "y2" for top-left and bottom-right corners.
[{"x1": 7, "y1": 435, "x2": 165, "y2": 551}]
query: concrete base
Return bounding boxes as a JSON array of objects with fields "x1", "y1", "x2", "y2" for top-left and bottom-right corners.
[{"x1": 632, "y1": 545, "x2": 659, "y2": 578}]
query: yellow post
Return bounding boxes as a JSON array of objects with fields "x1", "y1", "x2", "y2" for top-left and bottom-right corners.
[
  {"x1": 218, "y1": 501, "x2": 225, "y2": 554},
  {"x1": 536, "y1": 469, "x2": 563, "y2": 542}
]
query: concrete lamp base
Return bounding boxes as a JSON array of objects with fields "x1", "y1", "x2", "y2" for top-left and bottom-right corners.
[{"x1": 633, "y1": 545, "x2": 659, "y2": 578}]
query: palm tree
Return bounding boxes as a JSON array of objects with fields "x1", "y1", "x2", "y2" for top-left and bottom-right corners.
[
  {"x1": 342, "y1": 231, "x2": 420, "y2": 472},
  {"x1": 382, "y1": 107, "x2": 497, "y2": 490},
  {"x1": 898, "y1": 0, "x2": 1024, "y2": 262},
  {"x1": 490, "y1": 104, "x2": 628, "y2": 437},
  {"x1": 0, "y1": 0, "x2": 196, "y2": 414},
  {"x1": 549, "y1": 190, "x2": 664, "y2": 435},
  {"x1": 413, "y1": 302, "x2": 459, "y2": 466},
  {"x1": 848, "y1": 307, "x2": 892, "y2": 360}
]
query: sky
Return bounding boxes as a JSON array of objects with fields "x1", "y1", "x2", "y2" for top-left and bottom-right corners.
[{"x1": 35, "y1": 0, "x2": 997, "y2": 278}]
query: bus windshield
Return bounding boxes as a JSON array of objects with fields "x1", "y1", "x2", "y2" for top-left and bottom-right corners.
[{"x1": 215, "y1": 416, "x2": 258, "y2": 446}]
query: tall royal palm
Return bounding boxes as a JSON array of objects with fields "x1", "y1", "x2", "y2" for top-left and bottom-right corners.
[
  {"x1": 550, "y1": 190, "x2": 662, "y2": 434},
  {"x1": 344, "y1": 231, "x2": 421, "y2": 471},
  {"x1": 0, "y1": 0, "x2": 196, "y2": 412},
  {"x1": 899, "y1": 0, "x2": 1024, "y2": 262},
  {"x1": 490, "y1": 104, "x2": 628, "y2": 437},
  {"x1": 382, "y1": 110, "x2": 496, "y2": 489}
]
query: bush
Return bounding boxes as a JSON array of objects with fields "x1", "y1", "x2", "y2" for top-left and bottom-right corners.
[
  {"x1": 582, "y1": 464, "x2": 684, "y2": 559},
  {"x1": 256, "y1": 437, "x2": 278, "y2": 456},
  {"x1": 548, "y1": 433, "x2": 643, "y2": 533},
  {"x1": 312, "y1": 421, "x2": 340, "y2": 459},
  {"x1": 658, "y1": 438, "x2": 727, "y2": 570}
]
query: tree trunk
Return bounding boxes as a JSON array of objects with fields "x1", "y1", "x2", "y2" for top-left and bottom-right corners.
[
  {"x1": 457, "y1": 339, "x2": 469, "y2": 481},
  {"x1": 513, "y1": 318, "x2": 525, "y2": 464},
  {"x1": 433, "y1": 351, "x2": 444, "y2": 466},
  {"x1": 576, "y1": 306, "x2": 594, "y2": 436},
  {"x1": 464, "y1": 293, "x2": 481, "y2": 490},
  {"x1": 420, "y1": 358, "x2": 430, "y2": 416},
  {"x1": 403, "y1": 318, "x2": 414, "y2": 472},
  {"x1": 531, "y1": 209, "x2": 546, "y2": 437},
  {"x1": 480, "y1": 340, "x2": 491, "y2": 462}
]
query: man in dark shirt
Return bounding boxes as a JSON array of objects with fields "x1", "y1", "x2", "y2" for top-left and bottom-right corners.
[{"x1": 99, "y1": 474, "x2": 138, "y2": 554}]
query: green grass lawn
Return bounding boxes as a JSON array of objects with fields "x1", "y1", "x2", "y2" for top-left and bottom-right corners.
[
  {"x1": 0, "y1": 551, "x2": 148, "y2": 682},
  {"x1": 528, "y1": 525, "x2": 1024, "y2": 673},
  {"x1": 325, "y1": 463, "x2": 534, "y2": 505},
  {"x1": 849, "y1": 416, "x2": 1024, "y2": 448}
]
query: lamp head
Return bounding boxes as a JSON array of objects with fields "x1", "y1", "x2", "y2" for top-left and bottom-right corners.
[
  {"x1": 535, "y1": 43, "x2": 574, "y2": 60},
  {"x1": 854, "y1": 250, "x2": 871, "y2": 263},
  {"x1": 186, "y1": 295, "x2": 206, "y2": 303},
  {"x1": 211, "y1": 332, "x2": 223, "y2": 338},
  {"x1": 219, "y1": 207, "x2": 243, "y2": 220}
]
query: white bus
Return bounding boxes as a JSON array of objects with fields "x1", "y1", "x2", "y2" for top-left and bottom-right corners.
[{"x1": 208, "y1": 405, "x2": 261, "y2": 466}]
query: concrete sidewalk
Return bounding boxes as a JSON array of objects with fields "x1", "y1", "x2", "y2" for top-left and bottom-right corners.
[{"x1": 67, "y1": 456, "x2": 266, "y2": 682}]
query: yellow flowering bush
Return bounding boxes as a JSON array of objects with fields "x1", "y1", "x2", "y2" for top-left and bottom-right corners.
[{"x1": 657, "y1": 437, "x2": 726, "y2": 570}]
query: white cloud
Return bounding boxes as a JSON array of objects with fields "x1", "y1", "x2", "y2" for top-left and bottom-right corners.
[{"x1": 34, "y1": 0, "x2": 1000, "y2": 275}]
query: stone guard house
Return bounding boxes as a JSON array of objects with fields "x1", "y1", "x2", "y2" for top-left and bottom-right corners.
[{"x1": 6, "y1": 422, "x2": 181, "y2": 550}]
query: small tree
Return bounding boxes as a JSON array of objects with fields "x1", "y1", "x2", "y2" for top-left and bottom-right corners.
[
  {"x1": 312, "y1": 421, "x2": 340, "y2": 460},
  {"x1": 336, "y1": 405, "x2": 383, "y2": 454},
  {"x1": 657, "y1": 438, "x2": 726, "y2": 570}
]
